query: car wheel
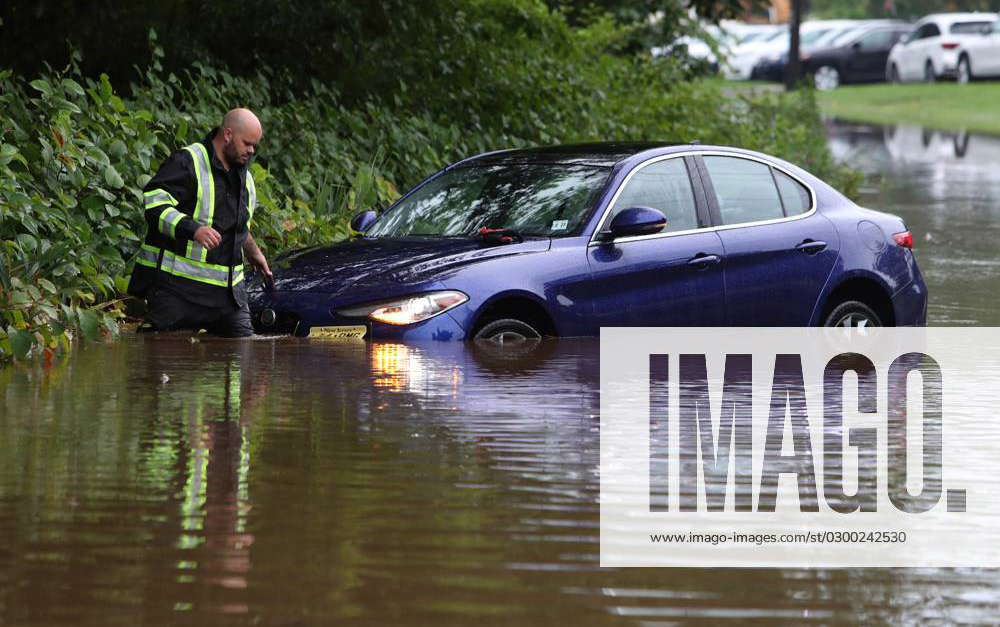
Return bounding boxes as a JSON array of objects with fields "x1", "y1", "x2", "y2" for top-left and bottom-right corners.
[
  {"x1": 473, "y1": 318, "x2": 542, "y2": 344},
  {"x1": 814, "y1": 65, "x2": 840, "y2": 91},
  {"x1": 888, "y1": 63, "x2": 901, "y2": 83},
  {"x1": 924, "y1": 60, "x2": 936, "y2": 82},
  {"x1": 823, "y1": 301, "x2": 883, "y2": 328},
  {"x1": 957, "y1": 56, "x2": 972, "y2": 84}
]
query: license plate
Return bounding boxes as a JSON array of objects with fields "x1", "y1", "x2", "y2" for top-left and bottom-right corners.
[{"x1": 309, "y1": 325, "x2": 367, "y2": 340}]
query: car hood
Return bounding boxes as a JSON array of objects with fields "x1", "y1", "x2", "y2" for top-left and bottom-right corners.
[{"x1": 264, "y1": 236, "x2": 551, "y2": 295}]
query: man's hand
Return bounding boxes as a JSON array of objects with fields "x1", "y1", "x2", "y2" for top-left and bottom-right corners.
[
  {"x1": 243, "y1": 232, "x2": 273, "y2": 287},
  {"x1": 194, "y1": 226, "x2": 222, "y2": 249},
  {"x1": 246, "y1": 249, "x2": 273, "y2": 285}
]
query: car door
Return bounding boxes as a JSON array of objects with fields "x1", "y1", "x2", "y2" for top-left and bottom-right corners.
[
  {"x1": 845, "y1": 29, "x2": 903, "y2": 81},
  {"x1": 697, "y1": 155, "x2": 840, "y2": 326},
  {"x1": 903, "y1": 22, "x2": 936, "y2": 79},
  {"x1": 584, "y1": 155, "x2": 727, "y2": 330}
]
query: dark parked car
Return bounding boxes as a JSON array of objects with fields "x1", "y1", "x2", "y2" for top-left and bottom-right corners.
[
  {"x1": 803, "y1": 25, "x2": 912, "y2": 89},
  {"x1": 248, "y1": 143, "x2": 927, "y2": 341}
]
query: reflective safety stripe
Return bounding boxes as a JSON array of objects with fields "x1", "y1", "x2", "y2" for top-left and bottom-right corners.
[
  {"x1": 157, "y1": 208, "x2": 186, "y2": 238},
  {"x1": 137, "y1": 244, "x2": 243, "y2": 288},
  {"x1": 144, "y1": 188, "x2": 178, "y2": 210},
  {"x1": 183, "y1": 143, "x2": 215, "y2": 262},
  {"x1": 245, "y1": 171, "x2": 256, "y2": 225}
]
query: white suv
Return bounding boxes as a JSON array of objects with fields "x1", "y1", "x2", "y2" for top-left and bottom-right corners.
[{"x1": 886, "y1": 12, "x2": 998, "y2": 82}]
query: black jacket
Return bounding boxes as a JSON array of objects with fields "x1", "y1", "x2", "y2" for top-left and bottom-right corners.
[{"x1": 128, "y1": 129, "x2": 252, "y2": 308}]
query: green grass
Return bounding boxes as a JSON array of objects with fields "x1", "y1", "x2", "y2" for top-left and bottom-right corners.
[{"x1": 816, "y1": 82, "x2": 1000, "y2": 135}]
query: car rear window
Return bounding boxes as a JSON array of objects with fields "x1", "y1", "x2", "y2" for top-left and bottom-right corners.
[
  {"x1": 951, "y1": 21, "x2": 993, "y2": 34},
  {"x1": 608, "y1": 158, "x2": 699, "y2": 233},
  {"x1": 703, "y1": 156, "x2": 784, "y2": 225}
]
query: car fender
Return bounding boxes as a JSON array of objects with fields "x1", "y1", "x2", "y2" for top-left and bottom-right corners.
[{"x1": 810, "y1": 268, "x2": 896, "y2": 325}]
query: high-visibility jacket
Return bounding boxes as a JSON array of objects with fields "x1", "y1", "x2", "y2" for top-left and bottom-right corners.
[{"x1": 128, "y1": 130, "x2": 256, "y2": 308}]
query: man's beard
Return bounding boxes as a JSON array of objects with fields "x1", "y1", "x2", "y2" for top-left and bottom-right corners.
[{"x1": 224, "y1": 141, "x2": 242, "y2": 164}]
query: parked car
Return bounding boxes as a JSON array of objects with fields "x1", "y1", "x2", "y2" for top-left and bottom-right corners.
[
  {"x1": 723, "y1": 27, "x2": 788, "y2": 79},
  {"x1": 727, "y1": 21, "x2": 861, "y2": 81},
  {"x1": 953, "y1": 15, "x2": 1000, "y2": 82},
  {"x1": 886, "y1": 12, "x2": 998, "y2": 82},
  {"x1": 802, "y1": 24, "x2": 912, "y2": 90},
  {"x1": 248, "y1": 144, "x2": 927, "y2": 341},
  {"x1": 752, "y1": 21, "x2": 896, "y2": 83}
]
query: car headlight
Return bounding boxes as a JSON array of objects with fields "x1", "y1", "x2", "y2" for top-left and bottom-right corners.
[{"x1": 335, "y1": 291, "x2": 468, "y2": 325}]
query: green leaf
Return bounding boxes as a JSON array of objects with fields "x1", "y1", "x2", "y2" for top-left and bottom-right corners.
[
  {"x1": 109, "y1": 139, "x2": 127, "y2": 158},
  {"x1": 11, "y1": 330, "x2": 33, "y2": 359},
  {"x1": 104, "y1": 165, "x2": 124, "y2": 189},
  {"x1": 16, "y1": 233, "x2": 37, "y2": 252},
  {"x1": 29, "y1": 79, "x2": 52, "y2": 97},
  {"x1": 78, "y1": 309, "x2": 99, "y2": 341},
  {"x1": 62, "y1": 78, "x2": 85, "y2": 96},
  {"x1": 37, "y1": 278, "x2": 58, "y2": 294}
]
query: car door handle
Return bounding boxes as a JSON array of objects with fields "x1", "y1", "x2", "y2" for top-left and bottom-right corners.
[
  {"x1": 687, "y1": 253, "x2": 721, "y2": 268},
  {"x1": 795, "y1": 239, "x2": 827, "y2": 254}
]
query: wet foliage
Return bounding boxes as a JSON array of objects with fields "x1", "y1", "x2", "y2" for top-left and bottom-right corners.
[{"x1": 0, "y1": 1, "x2": 859, "y2": 364}]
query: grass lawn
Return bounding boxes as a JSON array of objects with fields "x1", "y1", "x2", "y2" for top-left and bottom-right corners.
[{"x1": 816, "y1": 82, "x2": 1000, "y2": 135}]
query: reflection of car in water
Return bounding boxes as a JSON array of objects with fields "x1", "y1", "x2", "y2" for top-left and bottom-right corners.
[{"x1": 249, "y1": 143, "x2": 927, "y2": 342}]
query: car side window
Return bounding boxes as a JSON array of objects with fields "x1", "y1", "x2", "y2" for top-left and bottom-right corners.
[
  {"x1": 858, "y1": 30, "x2": 894, "y2": 51},
  {"x1": 703, "y1": 156, "x2": 784, "y2": 225},
  {"x1": 773, "y1": 170, "x2": 811, "y2": 216},
  {"x1": 608, "y1": 158, "x2": 699, "y2": 233}
]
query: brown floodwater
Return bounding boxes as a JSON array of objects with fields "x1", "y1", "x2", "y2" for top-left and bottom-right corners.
[{"x1": 1, "y1": 121, "x2": 998, "y2": 625}]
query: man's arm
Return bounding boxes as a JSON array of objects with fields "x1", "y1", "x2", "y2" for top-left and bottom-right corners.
[
  {"x1": 144, "y1": 151, "x2": 221, "y2": 249},
  {"x1": 243, "y1": 233, "x2": 273, "y2": 284}
]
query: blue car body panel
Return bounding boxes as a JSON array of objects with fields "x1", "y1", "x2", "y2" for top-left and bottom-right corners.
[{"x1": 248, "y1": 143, "x2": 928, "y2": 338}]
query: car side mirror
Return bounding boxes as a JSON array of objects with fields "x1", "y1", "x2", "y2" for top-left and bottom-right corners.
[
  {"x1": 600, "y1": 206, "x2": 667, "y2": 241},
  {"x1": 350, "y1": 210, "x2": 377, "y2": 233}
]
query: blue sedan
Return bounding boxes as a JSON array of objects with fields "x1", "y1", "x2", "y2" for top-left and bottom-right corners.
[{"x1": 248, "y1": 143, "x2": 927, "y2": 341}]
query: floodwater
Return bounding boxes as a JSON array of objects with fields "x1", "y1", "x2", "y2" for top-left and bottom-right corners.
[
  {"x1": 825, "y1": 119, "x2": 1000, "y2": 326},
  {"x1": 1, "y1": 120, "x2": 999, "y2": 625}
]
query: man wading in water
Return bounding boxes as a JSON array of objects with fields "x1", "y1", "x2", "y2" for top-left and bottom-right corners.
[{"x1": 128, "y1": 108, "x2": 272, "y2": 336}]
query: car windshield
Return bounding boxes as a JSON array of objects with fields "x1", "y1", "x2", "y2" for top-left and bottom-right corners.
[
  {"x1": 367, "y1": 163, "x2": 611, "y2": 238},
  {"x1": 801, "y1": 28, "x2": 832, "y2": 45},
  {"x1": 829, "y1": 27, "x2": 868, "y2": 47},
  {"x1": 813, "y1": 26, "x2": 857, "y2": 48}
]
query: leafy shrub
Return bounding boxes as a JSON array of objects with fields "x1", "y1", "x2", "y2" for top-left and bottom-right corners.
[{"x1": 0, "y1": 4, "x2": 858, "y2": 364}]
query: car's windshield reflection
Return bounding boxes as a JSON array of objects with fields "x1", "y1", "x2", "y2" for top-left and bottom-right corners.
[{"x1": 367, "y1": 164, "x2": 611, "y2": 238}]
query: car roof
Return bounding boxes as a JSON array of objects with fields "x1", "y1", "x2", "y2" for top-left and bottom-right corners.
[
  {"x1": 462, "y1": 142, "x2": 688, "y2": 167},
  {"x1": 922, "y1": 12, "x2": 997, "y2": 25},
  {"x1": 459, "y1": 142, "x2": 799, "y2": 171}
]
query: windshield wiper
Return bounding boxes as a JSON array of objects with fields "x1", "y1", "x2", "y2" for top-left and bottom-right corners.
[{"x1": 477, "y1": 227, "x2": 523, "y2": 245}]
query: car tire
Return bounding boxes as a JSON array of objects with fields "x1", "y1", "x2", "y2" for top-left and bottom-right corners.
[
  {"x1": 814, "y1": 65, "x2": 840, "y2": 91},
  {"x1": 957, "y1": 56, "x2": 972, "y2": 84},
  {"x1": 924, "y1": 60, "x2": 936, "y2": 82},
  {"x1": 888, "y1": 63, "x2": 901, "y2": 83},
  {"x1": 473, "y1": 318, "x2": 542, "y2": 344},
  {"x1": 823, "y1": 301, "x2": 883, "y2": 328}
]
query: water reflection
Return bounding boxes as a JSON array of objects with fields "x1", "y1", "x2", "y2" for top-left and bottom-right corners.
[
  {"x1": 6, "y1": 335, "x2": 1000, "y2": 624},
  {"x1": 825, "y1": 119, "x2": 1000, "y2": 326}
]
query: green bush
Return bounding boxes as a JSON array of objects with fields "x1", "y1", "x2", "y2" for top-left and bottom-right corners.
[{"x1": 0, "y1": 5, "x2": 859, "y2": 364}]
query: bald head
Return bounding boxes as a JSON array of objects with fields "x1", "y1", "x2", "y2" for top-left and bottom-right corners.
[
  {"x1": 215, "y1": 108, "x2": 263, "y2": 170},
  {"x1": 221, "y1": 108, "x2": 262, "y2": 136}
]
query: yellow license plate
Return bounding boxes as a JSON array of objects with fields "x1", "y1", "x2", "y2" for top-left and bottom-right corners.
[{"x1": 309, "y1": 325, "x2": 367, "y2": 340}]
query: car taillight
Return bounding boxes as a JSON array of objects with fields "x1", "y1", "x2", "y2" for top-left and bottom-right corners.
[
  {"x1": 893, "y1": 231, "x2": 913, "y2": 249},
  {"x1": 941, "y1": 42, "x2": 959, "y2": 49}
]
